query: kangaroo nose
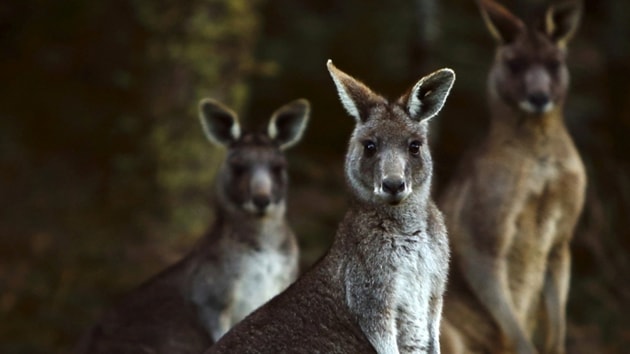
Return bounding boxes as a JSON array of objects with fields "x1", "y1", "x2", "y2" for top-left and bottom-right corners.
[
  {"x1": 382, "y1": 177, "x2": 406, "y2": 195},
  {"x1": 528, "y1": 93, "x2": 550, "y2": 110},
  {"x1": 252, "y1": 195, "x2": 271, "y2": 210}
]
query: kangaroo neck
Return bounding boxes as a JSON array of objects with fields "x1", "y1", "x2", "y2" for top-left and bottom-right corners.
[
  {"x1": 212, "y1": 205, "x2": 287, "y2": 248},
  {"x1": 347, "y1": 191, "x2": 429, "y2": 234},
  {"x1": 487, "y1": 97, "x2": 567, "y2": 143}
]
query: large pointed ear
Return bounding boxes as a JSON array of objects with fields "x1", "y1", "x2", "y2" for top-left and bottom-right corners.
[
  {"x1": 326, "y1": 59, "x2": 385, "y2": 123},
  {"x1": 543, "y1": 0, "x2": 582, "y2": 47},
  {"x1": 399, "y1": 68, "x2": 455, "y2": 123},
  {"x1": 477, "y1": 0, "x2": 525, "y2": 44},
  {"x1": 268, "y1": 99, "x2": 310, "y2": 150},
  {"x1": 198, "y1": 98, "x2": 241, "y2": 147}
]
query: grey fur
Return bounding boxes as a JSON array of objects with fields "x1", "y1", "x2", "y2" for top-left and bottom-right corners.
[
  {"x1": 206, "y1": 60, "x2": 455, "y2": 354},
  {"x1": 75, "y1": 98, "x2": 309, "y2": 354}
]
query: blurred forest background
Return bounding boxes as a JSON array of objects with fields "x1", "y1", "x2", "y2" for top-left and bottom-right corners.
[{"x1": 1, "y1": 0, "x2": 628, "y2": 353}]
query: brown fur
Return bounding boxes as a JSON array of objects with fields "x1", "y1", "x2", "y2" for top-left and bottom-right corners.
[{"x1": 440, "y1": 1, "x2": 585, "y2": 354}]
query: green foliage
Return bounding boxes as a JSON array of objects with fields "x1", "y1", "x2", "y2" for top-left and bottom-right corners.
[
  {"x1": 0, "y1": 0, "x2": 263, "y2": 352},
  {"x1": 132, "y1": 0, "x2": 263, "y2": 238}
]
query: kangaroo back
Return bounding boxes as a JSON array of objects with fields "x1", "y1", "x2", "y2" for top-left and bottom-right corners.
[
  {"x1": 440, "y1": 1, "x2": 586, "y2": 354},
  {"x1": 76, "y1": 99, "x2": 309, "y2": 354},
  {"x1": 207, "y1": 60, "x2": 454, "y2": 354}
]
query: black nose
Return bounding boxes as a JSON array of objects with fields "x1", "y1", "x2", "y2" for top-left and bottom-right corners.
[
  {"x1": 252, "y1": 195, "x2": 271, "y2": 210},
  {"x1": 528, "y1": 93, "x2": 550, "y2": 110},
  {"x1": 382, "y1": 178, "x2": 406, "y2": 195}
]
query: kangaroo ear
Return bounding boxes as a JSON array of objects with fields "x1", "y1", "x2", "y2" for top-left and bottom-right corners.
[
  {"x1": 268, "y1": 99, "x2": 310, "y2": 150},
  {"x1": 400, "y1": 68, "x2": 455, "y2": 123},
  {"x1": 198, "y1": 98, "x2": 241, "y2": 147},
  {"x1": 477, "y1": 0, "x2": 525, "y2": 44},
  {"x1": 544, "y1": 0, "x2": 581, "y2": 47},
  {"x1": 326, "y1": 59, "x2": 385, "y2": 123}
]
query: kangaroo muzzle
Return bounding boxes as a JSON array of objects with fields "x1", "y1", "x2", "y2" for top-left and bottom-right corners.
[
  {"x1": 520, "y1": 66, "x2": 553, "y2": 114},
  {"x1": 249, "y1": 168, "x2": 273, "y2": 213},
  {"x1": 382, "y1": 176, "x2": 406, "y2": 196},
  {"x1": 376, "y1": 152, "x2": 411, "y2": 204}
]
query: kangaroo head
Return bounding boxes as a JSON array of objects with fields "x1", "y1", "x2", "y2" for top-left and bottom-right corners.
[
  {"x1": 327, "y1": 60, "x2": 454, "y2": 206},
  {"x1": 199, "y1": 98, "x2": 309, "y2": 217},
  {"x1": 478, "y1": 0, "x2": 581, "y2": 115}
]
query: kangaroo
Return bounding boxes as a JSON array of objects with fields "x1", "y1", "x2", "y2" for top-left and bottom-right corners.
[
  {"x1": 206, "y1": 60, "x2": 454, "y2": 354},
  {"x1": 439, "y1": 1, "x2": 585, "y2": 354},
  {"x1": 76, "y1": 98, "x2": 309, "y2": 354}
]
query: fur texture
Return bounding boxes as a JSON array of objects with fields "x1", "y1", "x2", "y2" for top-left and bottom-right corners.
[
  {"x1": 206, "y1": 60, "x2": 455, "y2": 354},
  {"x1": 439, "y1": 2, "x2": 586, "y2": 354},
  {"x1": 75, "y1": 99, "x2": 309, "y2": 354}
]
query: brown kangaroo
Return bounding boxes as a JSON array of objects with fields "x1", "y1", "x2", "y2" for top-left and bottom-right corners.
[
  {"x1": 206, "y1": 60, "x2": 455, "y2": 354},
  {"x1": 75, "y1": 98, "x2": 309, "y2": 354},
  {"x1": 439, "y1": 1, "x2": 585, "y2": 354}
]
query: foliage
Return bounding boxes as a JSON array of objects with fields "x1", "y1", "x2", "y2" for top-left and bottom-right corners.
[{"x1": 0, "y1": 0, "x2": 262, "y2": 352}]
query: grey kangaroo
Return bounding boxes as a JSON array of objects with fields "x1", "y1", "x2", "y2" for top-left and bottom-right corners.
[
  {"x1": 439, "y1": 1, "x2": 586, "y2": 354},
  {"x1": 76, "y1": 98, "x2": 309, "y2": 354},
  {"x1": 206, "y1": 60, "x2": 455, "y2": 354}
]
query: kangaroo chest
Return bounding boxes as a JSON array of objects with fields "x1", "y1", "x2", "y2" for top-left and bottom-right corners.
[
  {"x1": 188, "y1": 223, "x2": 297, "y2": 341},
  {"x1": 389, "y1": 235, "x2": 445, "y2": 328},
  {"x1": 345, "y1": 224, "x2": 448, "y2": 351},
  {"x1": 230, "y1": 248, "x2": 295, "y2": 322},
  {"x1": 389, "y1": 234, "x2": 445, "y2": 299},
  {"x1": 511, "y1": 149, "x2": 583, "y2": 252},
  {"x1": 506, "y1": 147, "x2": 585, "y2": 313}
]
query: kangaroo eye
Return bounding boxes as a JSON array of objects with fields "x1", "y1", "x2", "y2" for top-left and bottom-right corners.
[
  {"x1": 231, "y1": 164, "x2": 247, "y2": 176},
  {"x1": 546, "y1": 59, "x2": 561, "y2": 73},
  {"x1": 271, "y1": 162, "x2": 285, "y2": 175},
  {"x1": 506, "y1": 58, "x2": 526, "y2": 74},
  {"x1": 409, "y1": 141, "x2": 421, "y2": 156},
  {"x1": 363, "y1": 140, "x2": 377, "y2": 156}
]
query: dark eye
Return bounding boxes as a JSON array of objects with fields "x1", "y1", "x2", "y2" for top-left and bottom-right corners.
[
  {"x1": 363, "y1": 140, "x2": 377, "y2": 156},
  {"x1": 409, "y1": 141, "x2": 422, "y2": 156},
  {"x1": 271, "y1": 162, "x2": 285, "y2": 175},
  {"x1": 231, "y1": 163, "x2": 247, "y2": 176},
  {"x1": 546, "y1": 59, "x2": 561, "y2": 73},
  {"x1": 506, "y1": 58, "x2": 527, "y2": 74}
]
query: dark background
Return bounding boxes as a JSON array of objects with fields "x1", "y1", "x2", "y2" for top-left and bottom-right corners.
[{"x1": 1, "y1": 0, "x2": 628, "y2": 352}]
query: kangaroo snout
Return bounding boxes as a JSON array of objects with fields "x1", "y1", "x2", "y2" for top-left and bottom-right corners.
[
  {"x1": 252, "y1": 194, "x2": 271, "y2": 210},
  {"x1": 375, "y1": 149, "x2": 411, "y2": 203},
  {"x1": 382, "y1": 176, "x2": 406, "y2": 195},
  {"x1": 520, "y1": 66, "x2": 554, "y2": 114},
  {"x1": 249, "y1": 169, "x2": 273, "y2": 213},
  {"x1": 520, "y1": 92, "x2": 553, "y2": 114},
  {"x1": 527, "y1": 92, "x2": 550, "y2": 110},
  {"x1": 525, "y1": 92, "x2": 552, "y2": 113},
  {"x1": 378, "y1": 174, "x2": 410, "y2": 204}
]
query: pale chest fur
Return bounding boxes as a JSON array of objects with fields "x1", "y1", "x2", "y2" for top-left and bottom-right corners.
[
  {"x1": 187, "y1": 219, "x2": 298, "y2": 341},
  {"x1": 389, "y1": 232, "x2": 448, "y2": 337},
  {"x1": 342, "y1": 209, "x2": 449, "y2": 353},
  {"x1": 230, "y1": 248, "x2": 297, "y2": 323},
  {"x1": 380, "y1": 232, "x2": 447, "y2": 306}
]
